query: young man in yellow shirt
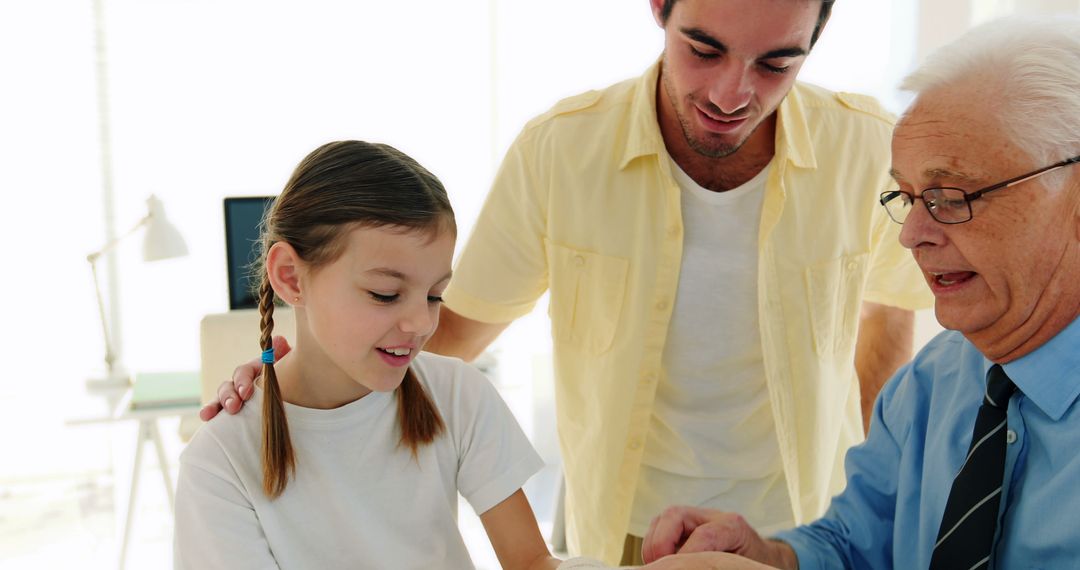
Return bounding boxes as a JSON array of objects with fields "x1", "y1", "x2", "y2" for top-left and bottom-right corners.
[{"x1": 429, "y1": 1, "x2": 928, "y2": 563}]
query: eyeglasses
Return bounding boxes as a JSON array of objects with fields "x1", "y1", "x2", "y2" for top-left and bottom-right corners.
[{"x1": 879, "y1": 155, "x2": 1080, "y2": 224}]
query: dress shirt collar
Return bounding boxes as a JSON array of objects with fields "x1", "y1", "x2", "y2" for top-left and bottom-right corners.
[{"x1": 991, "y1": 315, "x2": 1080, "y2": 421}]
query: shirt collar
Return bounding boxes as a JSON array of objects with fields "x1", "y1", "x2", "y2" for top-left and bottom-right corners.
[
  {"x1": 991, "y1": 315, "x2": 1080, "y2": 421},
  {"x1": 775, "y1": 84, "x2": 816, "y2": 169},
  {"x1": 618, "y1": 59, "x2": 666, "y2": 170},
  {"x1": 618, "y1": 58, "x2": 817, "y2": 171}
]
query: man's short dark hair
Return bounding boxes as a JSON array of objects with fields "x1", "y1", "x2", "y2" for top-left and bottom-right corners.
[{"x1": 659, "y1": 0, "x2": 836, "y2": 48}]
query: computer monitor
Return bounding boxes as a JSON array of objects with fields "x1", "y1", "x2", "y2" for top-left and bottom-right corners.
[{"x1": 224, "y1": 196, "x2": 275, "y2": 310}]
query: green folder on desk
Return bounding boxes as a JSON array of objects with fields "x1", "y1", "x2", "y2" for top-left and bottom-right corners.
[{"x1": 131, "y1": 371, "x2": 201, "y2": 409}]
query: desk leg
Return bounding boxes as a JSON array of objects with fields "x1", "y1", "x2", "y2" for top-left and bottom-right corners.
[
  {"x1": 149, "y1": 420, "x2": 176, "y2": 513},
  {"x1": 119, "y1": 420, "x2": 148, "y2": 570}
]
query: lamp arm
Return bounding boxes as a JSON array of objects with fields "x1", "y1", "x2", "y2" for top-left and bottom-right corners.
[
  {"x1": 86, "y1": 213, "x2": 151, "y2": 263},
  {"x1": 85, "y1": 211, "x2": 150, "y2": 377},
  {"x1": 89, "y1": 256, "x2": 116, "y2": 373}
]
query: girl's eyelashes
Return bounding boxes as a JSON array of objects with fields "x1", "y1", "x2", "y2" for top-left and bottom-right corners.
[
  {"x1": 368, "y1": 292, "x2": 445, "y2": 304},
  {"x1": 369, "y1": 291, "x2": 399, "y2": 303}
]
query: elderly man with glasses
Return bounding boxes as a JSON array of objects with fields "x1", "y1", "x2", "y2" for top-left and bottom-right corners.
[{"x1": 634, "y1": 15, "x2": 1080, "y2": 570}]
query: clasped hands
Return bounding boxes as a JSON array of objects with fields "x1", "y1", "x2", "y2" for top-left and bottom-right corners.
[{"x1": 635, "y1": 506, "x2": 795, "y2": 569}]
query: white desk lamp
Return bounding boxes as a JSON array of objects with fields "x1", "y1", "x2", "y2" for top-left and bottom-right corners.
[{"x1": 87, "y1": 195, "x2": 188, "y2": 388}]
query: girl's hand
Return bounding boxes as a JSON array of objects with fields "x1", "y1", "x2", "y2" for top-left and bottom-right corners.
[
  {"x1": 640, "y1": 551, "x2": 783, "y2": 569},
  {"x1": 556, "y1": 552, "x2": 782, "y2": 569}
]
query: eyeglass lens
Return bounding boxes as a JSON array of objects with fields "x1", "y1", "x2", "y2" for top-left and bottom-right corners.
[{"x1": 884, "y1": 188, "x2": 971, "y2": 224}]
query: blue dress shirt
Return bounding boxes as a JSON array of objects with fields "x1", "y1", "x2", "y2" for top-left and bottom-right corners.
[{"x1": 774, "y1": 315, "x2": 1080, "y2": 569}]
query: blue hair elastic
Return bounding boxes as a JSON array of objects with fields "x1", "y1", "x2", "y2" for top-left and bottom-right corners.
[{"x1": 261, "y1": 348, "x2": 275, "y2": 364}]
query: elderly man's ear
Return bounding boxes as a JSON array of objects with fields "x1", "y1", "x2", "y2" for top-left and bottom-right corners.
[
  {"x1": 1075, "y1": 199, "x2": 1080, "y2": 240},
  {"x1": 1073, "y1": 180, "x2": 1080, "y2": 241}
]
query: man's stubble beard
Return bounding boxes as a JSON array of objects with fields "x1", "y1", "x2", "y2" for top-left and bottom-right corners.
[{"x1": 662, "y1": 67, "x2": 760, "y2": 160}]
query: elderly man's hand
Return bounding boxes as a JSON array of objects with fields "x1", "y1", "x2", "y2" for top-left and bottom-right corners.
[
  {"x1": 198, "y1": 335, "x2": 292, "y2": 421},
  {"x1": 641, "y1": 507, "x2": 796, "y2": 569}
]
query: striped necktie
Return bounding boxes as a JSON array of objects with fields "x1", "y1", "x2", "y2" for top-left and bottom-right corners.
[{"x1": 930, "y1": 364, "x2": 1016, "y2": 570}]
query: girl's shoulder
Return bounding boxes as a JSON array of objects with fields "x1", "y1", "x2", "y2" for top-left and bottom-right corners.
[
  {"x1": 409, "y1": 352, "x2": 502, "y2": 412},
  {"x1": 410, "y1": 351, "x2": 487, "y2": 389},
  {"x1": 182, "y1": 390, "x2": 264, "y2": 471}
]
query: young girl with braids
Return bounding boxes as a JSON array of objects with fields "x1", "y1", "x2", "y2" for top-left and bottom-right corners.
[{"x1": 174, "y1": 141, "x2": 559, "y2": 569}]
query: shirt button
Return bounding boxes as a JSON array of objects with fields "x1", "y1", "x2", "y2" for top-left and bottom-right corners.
[
  {"x1": 1006, "y1": 430, "x2": 1017, "y2": 444},
  {"x1": 667, "y1": 226, "x2": 679, "y2": 239},
  {"x1": 846, "y1": 261, "x2": 858, "y2": 271},
  {"x1": 641, "y1": 371, "x2": 656, "y2": 384},
  {"x1": 655, "y1": 299, "x2": 668, "y2": 311},
  {"x1": 628, "y1": 439, "x2": 642, "y2": 450},
  {"x1": 574, "y1": 255, "x2": 585, "y2": 267}
]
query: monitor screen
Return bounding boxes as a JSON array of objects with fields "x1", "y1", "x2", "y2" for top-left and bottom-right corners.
[{"x1": 224, "y1": 196, "x2": 275, "y2": 310}]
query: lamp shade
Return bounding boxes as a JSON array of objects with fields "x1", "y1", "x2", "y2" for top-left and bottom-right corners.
[{"x1": 142, "y1": 195, "x2": 188, "y2": 261}]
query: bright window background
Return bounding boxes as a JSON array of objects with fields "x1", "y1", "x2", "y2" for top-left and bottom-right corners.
[{"x1": 2, "y1": 0, "x2": 1077, "y2": 567}]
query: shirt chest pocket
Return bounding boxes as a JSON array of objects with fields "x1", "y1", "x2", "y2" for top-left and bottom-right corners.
[
  {"x1": 802, "y1": 252, "x2": 869, "y2": 356},
  {"x1": 546, "y1": 241, "x2": 629, "y2": 355}
]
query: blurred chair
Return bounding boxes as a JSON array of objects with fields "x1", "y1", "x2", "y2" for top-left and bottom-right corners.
[{"x1": 178, "y1": 307, "x2": 296, "y2": 440}]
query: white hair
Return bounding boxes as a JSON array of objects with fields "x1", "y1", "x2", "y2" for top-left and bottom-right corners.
[{"x1": 901, "y1": 16, "x2": 1080, "y2": 189}]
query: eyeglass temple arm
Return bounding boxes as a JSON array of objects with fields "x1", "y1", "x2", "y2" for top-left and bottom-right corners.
[{"x1": 967, "y1": 154, "x2": 1080, "y2": 202}]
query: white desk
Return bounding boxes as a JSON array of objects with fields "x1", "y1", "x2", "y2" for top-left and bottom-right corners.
[{"x1": 67, "y1": 386, "x2": 201, "y2": 570}]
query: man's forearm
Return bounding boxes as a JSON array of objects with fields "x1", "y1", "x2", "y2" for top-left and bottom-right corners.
[
  {"x1": 424, "y1": 304, "x2": 510, "y2": 361},
  {"x1": 854, "y1": 302, "x2": 914, "y2": 433}
]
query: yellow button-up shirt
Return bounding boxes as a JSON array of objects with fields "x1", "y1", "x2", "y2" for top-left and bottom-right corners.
[{"x1": 443, "y1": 62, "x2": 932, "y2": 563}]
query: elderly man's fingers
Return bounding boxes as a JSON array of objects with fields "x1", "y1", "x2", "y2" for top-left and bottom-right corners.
[
  {"x1": 642, "y1": 506, "x2": 712, "y2": 563},
  {"x1": 676, "y1": 513, "x2": 765, "y2": 561},
  {"x1": 675, "y1": 522, "x2": 743, "y2": 555}
]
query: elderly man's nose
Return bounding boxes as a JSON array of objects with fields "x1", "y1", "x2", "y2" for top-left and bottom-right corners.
[{"x1": 899, "y1": 199, "x2": 943, "y2": 250}]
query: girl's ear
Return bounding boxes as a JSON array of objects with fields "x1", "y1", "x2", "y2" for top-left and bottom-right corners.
[{"x1": 266, "y1": 242, "x2": 305, "y2": 306}]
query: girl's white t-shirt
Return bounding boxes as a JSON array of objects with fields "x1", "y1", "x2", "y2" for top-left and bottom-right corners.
[{"x1": 174, "y1": 352, "x2": 544, "y2": 570}]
